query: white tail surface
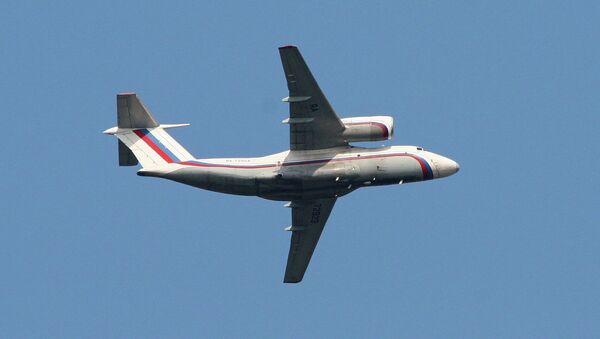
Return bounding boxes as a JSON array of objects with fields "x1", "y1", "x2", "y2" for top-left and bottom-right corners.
[
  {"x1": 115, "y1": 127, "x2": 194, "y2": 168},
  {"x1": 105, "y1": 93, "x2": 194, "y2": 168}
]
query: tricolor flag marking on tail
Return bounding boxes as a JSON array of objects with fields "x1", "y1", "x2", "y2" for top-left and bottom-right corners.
[
  {"x1": 133, "y1": 128, "x2": 180, "y2": 163},
  {"x1": 109, "y1": 93, "x2": 193, "y2": 168}
]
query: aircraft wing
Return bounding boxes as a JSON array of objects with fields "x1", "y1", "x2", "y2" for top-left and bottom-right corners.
[
  {"x1": 279, "y1": 46, "x2": 347, "y2": 151},
  {"x1": 284, "y1": 198, "x2": 337, "y2": 283}
]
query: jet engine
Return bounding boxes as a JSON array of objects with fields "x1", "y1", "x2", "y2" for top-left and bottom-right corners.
[{"x1": 341, "y1": 116, "x2": 394, "y2": 142}]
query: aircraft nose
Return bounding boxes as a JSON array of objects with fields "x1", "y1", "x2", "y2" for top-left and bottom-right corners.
[{"x1": 435, "y1": 157, "x2": 460, "y2": 178}]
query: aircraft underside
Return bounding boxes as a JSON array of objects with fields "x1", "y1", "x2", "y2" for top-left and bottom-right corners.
[{"x1": 158, "y1": 168, "x2": 358, "y2": 201}]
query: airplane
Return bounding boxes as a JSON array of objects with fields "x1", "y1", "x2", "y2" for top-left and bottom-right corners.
[{"x1": 104, "y1": 45, "x2": 460, "y2": 283}]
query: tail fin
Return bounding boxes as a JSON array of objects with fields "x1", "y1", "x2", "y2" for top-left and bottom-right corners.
[{"x1": 104, "y1": 93, "x2": 194, "y2": 168}]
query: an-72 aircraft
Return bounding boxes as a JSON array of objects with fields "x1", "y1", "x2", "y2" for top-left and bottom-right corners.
[{"x1": 104, "y1": 45, "x2": 460, "y2": 283}]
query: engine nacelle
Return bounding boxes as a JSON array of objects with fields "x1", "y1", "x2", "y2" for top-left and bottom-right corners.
[{"x1": 341, "y1": 116, "x2": 394, "y2": 142}]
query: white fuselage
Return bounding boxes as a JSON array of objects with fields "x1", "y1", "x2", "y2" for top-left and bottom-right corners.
[{"x1": 139, "y1": 145, "x2": 459, "y2": 201}]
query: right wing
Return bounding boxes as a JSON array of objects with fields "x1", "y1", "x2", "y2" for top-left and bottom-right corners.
[
  {"x1": 284, "y1": 198, "x2": 337, "y2": 283},
  {"x1": 279, "y1": 46, "x2": 347, "y2": 151}
]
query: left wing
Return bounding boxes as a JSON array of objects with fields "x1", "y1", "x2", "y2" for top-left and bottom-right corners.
[{"x1": 284, "y1": 198, "x2": 337, "y2": 283}]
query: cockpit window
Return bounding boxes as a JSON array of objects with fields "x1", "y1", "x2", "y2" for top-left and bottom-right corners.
[{"x1": 416, "y1": 147, "x2": 423, "y2": 151}]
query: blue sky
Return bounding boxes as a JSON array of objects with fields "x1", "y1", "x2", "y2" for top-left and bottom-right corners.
[{"x1": 1, "y1": 1, "x2": 599, "y2": 338}]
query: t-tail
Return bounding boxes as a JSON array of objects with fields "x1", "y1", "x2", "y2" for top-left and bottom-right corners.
[{"x1": 103, "y1": 93, "x2": 194, "y2": 168}]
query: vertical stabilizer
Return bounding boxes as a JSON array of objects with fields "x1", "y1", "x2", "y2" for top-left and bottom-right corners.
[{"x1": 105, "y1": 93, "x2": 194, "y2": 168}]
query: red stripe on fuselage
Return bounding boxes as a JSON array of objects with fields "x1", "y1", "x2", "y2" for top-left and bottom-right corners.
[
  {"x1": 178, "y1": 161, "x2": 274, "y2": 169},
  {"x1": 178, "y1": 153, "x2": 430, "y2": 178},
  {"x1": 133, "y1": 129, "x2": 174, "y2": 163}
]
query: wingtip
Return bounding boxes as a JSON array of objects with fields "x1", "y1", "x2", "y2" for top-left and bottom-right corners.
[
  {"x1": 279, "y1": 44, "x2": 297, "y2": 50},
  {"x1": 117, "y1": 92, "x2": 136, "y2": 96},
  {"x1": 284, "y1": 274, "x2": 304, "y2": 283},
  {"x1": 283, "y1": 279, "x2": 302, "y2": 284}
]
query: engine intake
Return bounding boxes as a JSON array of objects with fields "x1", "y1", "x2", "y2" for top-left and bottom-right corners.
[{"x1": 341, "y1": 116, "x2": 394, "y2": 142}]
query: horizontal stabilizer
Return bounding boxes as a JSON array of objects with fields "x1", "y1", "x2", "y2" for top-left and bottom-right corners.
[
  {"x1": 117, "y1": 93, "x2": 159, "y2": 128},
  {"x1": 103, "y1": 123, "x2": 190, "y2": 135},
  {"x1": 118, "y1": 139, "x2": 138, "y2": 166}
]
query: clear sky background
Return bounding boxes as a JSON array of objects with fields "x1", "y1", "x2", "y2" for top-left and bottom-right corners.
[{"x1": 1, "y1": 1, "x2": 599, "y2": 338}]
